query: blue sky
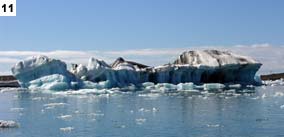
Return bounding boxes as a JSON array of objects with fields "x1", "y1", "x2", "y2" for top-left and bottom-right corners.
[
  {"x1": 1, "y1": 0, "x2": 284, "y2": 51},
  {"x1": 0, "y1": 0, "x2": 284, "y2": 74}
]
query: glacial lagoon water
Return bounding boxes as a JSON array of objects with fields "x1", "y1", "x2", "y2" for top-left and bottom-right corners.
[{"x1": 1, "y1": 85, "x2": 284, "y2": 137}]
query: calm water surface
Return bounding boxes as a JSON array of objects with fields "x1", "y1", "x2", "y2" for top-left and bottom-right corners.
[{"x1": 1, "y1": 86, "x2": 284, "y2": 137}]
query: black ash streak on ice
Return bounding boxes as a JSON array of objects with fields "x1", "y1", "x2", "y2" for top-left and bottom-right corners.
[{"x1": 10, "y1": 50, "x2": 261, "y2": 91}]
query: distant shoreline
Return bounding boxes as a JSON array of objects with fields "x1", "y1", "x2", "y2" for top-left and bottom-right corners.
[
  {"x1": 0, "y1": 75, "x2": 20, "y2": 87},
  {"x1": 260, "y1": 73, "x2": 284, "y2": 81}
]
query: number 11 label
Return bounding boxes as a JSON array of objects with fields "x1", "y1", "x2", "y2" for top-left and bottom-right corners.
[{"x1": 0, "y1": 0, "x2": 16, "y2": 16}]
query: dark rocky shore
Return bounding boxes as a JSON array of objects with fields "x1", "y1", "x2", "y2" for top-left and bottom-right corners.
[
  {"x1": 0, "y1": 75, "x2": 20, "y2": 87},
  {"x1": 260, "y1": 73, "x2": 284, "y2": 81}
]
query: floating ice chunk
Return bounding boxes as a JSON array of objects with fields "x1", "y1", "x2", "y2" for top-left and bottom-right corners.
[
  {"x1": 138, "y1": 93, "x2": 161, "y2": 98},
  {"x1": 251, "y1": 96, "x2": 260, "y2": 100},
  {"x1": 60, "y1": 127, "x2": 74, "y2": 132},
  {"x1": 228, "y1": 84, "x2": 242, "y2": 89},
  {"x1": 44, "y1": 103, "x2": 67, "y2": 107},
  {"x1": 263, "y1": 79, "x2": 284, "y2": 86},
  {"x1": 154, "y1": 83, "x2": 177, "y2": 93},
  {"x1": 135, "y1": 118, "x2": 146, "y2": 125},
  {"x1": 274, "y1": 92, "x2": 284, "y2": 97},
  {"x1": 57, "y1": 115, "x2": 72, "y2": 120},
  {"x1": 53, "y1": 89, "x2": 112, "y2": 95},
  {"x1": 206, "y1": 124, "x2": 220, "y2": 128},
  {"x1": 0, "y1": 120, "x2": 19, "y2": 128},
  {"x1": 0, "y1": 88, "x2": 27, "y2": 93},
  {"x1": 32, "y1": 97, "x2": 45, "y2": 101},
  {"x1": 10, "y1": 107, "x2": 24, "y2": 112},
  {"x1": 203, "y1": 83, "x2": 225, "y2": 91},
  {"x1": 142, "y1": 82, "x2": 155, "y2": 87},
  {"x1": 177, "y1": 83, "x2": 194, "y2": 91},
  {"x1": 87, "y1": 113, "x2": 104, "y2": 117},
  {"x1": 280, "y1": 105, "x2": 284, "y2": 109},
  {"x1": 138, "y1": 108, "x2": 151, "y2": 113},
  {"x1": 152, "y1": 107, "x2": 158, "y2": 113}
]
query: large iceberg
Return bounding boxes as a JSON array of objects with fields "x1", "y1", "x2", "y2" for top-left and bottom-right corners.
[
  {"x1": 11, "y1": 50, "x2": 262, "y2": 91},
  {"x1": 11, "y1": 56, "x2": 81, "y2": 90}
]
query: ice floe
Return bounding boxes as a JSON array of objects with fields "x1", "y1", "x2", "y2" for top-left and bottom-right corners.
[
  {"x1": 263, "y1": 79, "x2": 284, "y2": 86},
  {"x1": 43, "y1": 103, "x2": 67, "y2": 109},
  {"x1": 0, "y1": 120, "x2": 19, "y2": 128},
  {"x1": 59, "y1": 127, "x2": 74, "y2": 132},
  {"x1": 135, "y1": 118, "x2": 146, "y2": 125},
  {"x1": 57, "y1": 115, "x2": 72, "y2": 121}
]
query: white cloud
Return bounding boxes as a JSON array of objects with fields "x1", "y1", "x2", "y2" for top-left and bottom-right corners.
[
  {"x1": 105, "y1": 48, "x2": 186, "y2": 56},
  {"x1": 0, "y1": 44, "x2": 283, "y2": 75},
  {"x1": 0, "y1": 58, "x2": 19, "y2": 63}
]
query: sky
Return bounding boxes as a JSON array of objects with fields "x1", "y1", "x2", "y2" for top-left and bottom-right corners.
[
  {"x1": 0, "y1": 0, "x2": 284, "y2": 74},
  {"x1": 0, "y1": 0, "x2": 284, "y2": 51}
]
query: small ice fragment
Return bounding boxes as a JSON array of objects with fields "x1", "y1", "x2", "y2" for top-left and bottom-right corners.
[
  {"x1": 138, "y1": 108, "x2": 144, "y2": 112},
  {"x1": 228, "y1": 84, "x2": 242, "y2": 89},
  {"x1": 45, "y1": 106, "x2": 55, "y2": 110},
  {"x1": 203, "y1": 83, "x2": 225, "y2": 91},
  {"x1": 57, "y1": 115, "x2": 72, "y2": 120},
  {"x1": 138, "y1": 108, "x2": 151, "y2": 113},
  {"x1": 88, "y1": 113, "x2": 104, "y2": 117},
  {"x1": 115, "y1": 125, "x2": 126, "y2": 128},
  {"x1": 0, "y1": 120, "x2": 19, "y2": 128},
  {"x1": 60, "y1": 127, "x2": 74, "y2": 132},
  {"x1": 138, "y1": 93, "x2": 160, "y2": 98},
  {"x1": 177, "y1": 83, "x2": 194, "y2": 91},
  {"x1": 251, "y1": 96, "x2": 260, "y2": 100},
  {"x1": 152, "y1": 108, "x2": 158, "y2": 112},
  {"x1": 10, "y1": 108, "x2": 24, "y2": 112},
  {"x1": 246, "y1": 85, "x2": 255, "y2": 88},
  {"x1": 274, "y1": 92, "x2": 284, "y2": 97},
  {"x1": 206, "y1": 124, "x2": 220, "y2": 128},
  {"x1": 136, "y1": 118, "x2": 146, "y2": 125},
  {"x1": 43, "y1": 103, "x2": 66, "y2": 107},
  {"x1": 261, "y1": 94, "x2": 267, "y2": 99},
  {"x1": 280, "y1": 105, "x2": 284, "y2": 109}
]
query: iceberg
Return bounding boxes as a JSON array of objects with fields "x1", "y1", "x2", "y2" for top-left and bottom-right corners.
[
  {"x1": 11, "y1": 50, "x2": 262, "y2": 91},
  {"x1": 11, "y1": 56, "x2": 81, "y2": 90},
  {"x1": 0, "y1": 120, "x2": 19, "y2": 128}
]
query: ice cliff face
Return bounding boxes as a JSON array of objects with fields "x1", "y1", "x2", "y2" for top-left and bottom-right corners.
[
  {"x1": 154, "y1": 50, "x2": 262, "y2": 84},
  {"x1": 11, "y1": 50, "x2": 262, "y2": 91}
]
